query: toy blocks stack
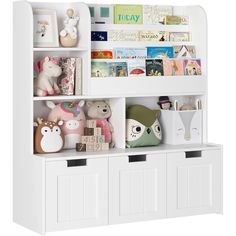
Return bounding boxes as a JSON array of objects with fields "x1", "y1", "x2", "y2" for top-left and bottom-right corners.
[{"x1": 76, "y1": 120, "x2": 110, "y2": 152}]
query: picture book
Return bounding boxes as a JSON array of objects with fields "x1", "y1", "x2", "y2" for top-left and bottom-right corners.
[
  {"x1": 114, "y1": 48, "x2": 147, "y2": 59},
  {"x1": 91, "y1": 50, "x2": 113, "y2": 59},
  {"x1": 57, "y1": 57, "x2": 76, "y2": 95},
  {"x1": 146, "y1": 59, "x2": 164, "y2": 76},
  {"x1": 108, "y1": 61, "x2": 128, "y2": 77},
  {"x1": 139, "y1": 31, "x2": 169, "y2": 41},
  {"x1": 169, "y1": 32, "x2": 190, "y2": 42},
  {"x1": 184, "y1": 59, "x2": 201, "y2": 75},
  {"x1": 109, "y1": 30, "x2": 139, "y2": 41},
  {"x1": 75, "y1": 58, "x2": 82, "y2": 95},
  {"x1": 128, "y1": 60, "x2": 146, "y2": 76},
  {"x1": 143, "y1": 5, "x2": 173, "y2": 24},
  {"x1": 173, "y1": 45, "x2": 196, "y2": 58},
  {"x1": 88, "y1": 5, "x2": 113, "y2": 24},
  {"x1": 114, "y1": 5, "x2": 143, "y2": 24},
  {"x1": 147, "y1": 47, "x2": 174, "y2": 59},
  {"x1": 163, "y1": 59, "x2": 184, "y2": 76},
  {"x1": 91, "y1": 31, "x2": 108, "y2": 41},
  {"x1": 91, "y1": 61, "x2": 109, "y2": 77},
  {"x1": 162, "y1": 15, "x2": 189, "y2": 25}
]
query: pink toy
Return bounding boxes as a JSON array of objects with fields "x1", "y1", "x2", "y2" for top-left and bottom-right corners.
[
  {"x1": 46, "y1": 100, "x2": 86, "y2": 149},
  {"x1": 86, "y1": 100, "x2": 114, "y2": 147},
  {"x1": 34, "y1": 56, "x2": 62, "y2": 97}
]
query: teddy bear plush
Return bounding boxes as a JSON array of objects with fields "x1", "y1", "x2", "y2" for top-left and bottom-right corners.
[{"x1": 86, "y1": 100, "x2": 114, "y2": 148}]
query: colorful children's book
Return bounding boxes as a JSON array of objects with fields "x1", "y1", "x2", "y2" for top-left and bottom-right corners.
[
  {"x1": 169, "y1": 32, "x2": 190, "y2": 42},
  {"x1": 184, "y1": 59, "x2": 201, "y2": 75},
  {"x1": 114, "y1": 48, "x2": 147, "y2": 59},
  {"x1": 147, "y1": 47, "x2": 174, "y2": 59},
  {"x1": 173, "y1": 45, "x2": 196, "y2": 58},
  {"x1": 57, "y1": 57, "x2": 76, "y2": 95},
  {"x1": 162, "y1": 15, "x2": 189, "y2": 25},
  {"x1": 146, "y1": 59, "x2": 164, "y2": 76},
  {"x1": 108, "y1": 61, "x2": 128, "y2": 77},
  {"x1": 91, "y1": 50, "x2": 113, "y2": 59},
  {"x1": 139, "y1": 31, "x2": 169, "y2": 41},
  {"x1": 128, "y1": 60, "x2": 146, "y2": 76},
  {"x1": 91, "y1": 61, "x2": 109, "y2": 77},
  {"x1": 163, "y1": 59, "x2": 184, "y2": 76},
  {"x1": 114, "y1": 5, "x2": 143, "y2": 24},
  {"x1": 88, "y1": 4, "x2": 113, "y2": 24},
  {"x1": 75, "y1": 58, "x2": 82, "y2": 95},
  {"x1": 91, "y1": 31, "x2": 108, "y2": 41},
  {"x1": 109, "y1": 30, "x2": 139, "y2": 41},
  {"x1": 143, "y1": 5, "x2": 173, "y2": 24}
]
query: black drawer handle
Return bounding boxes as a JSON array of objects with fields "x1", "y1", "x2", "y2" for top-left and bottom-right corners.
[
  {"x1": 67, "y1": 159, "x2": 87, "y2": 167},
  {"x1": 129, "y1": 155, "x2": 146, "y2": 162},
  {"x1": 185, "y1": 151, "x2": 202, "y2": 158}
]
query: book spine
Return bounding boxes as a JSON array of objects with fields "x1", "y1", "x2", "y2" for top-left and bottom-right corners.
[{"x1": 75, "y1": 58, "x2": 82, "y2": 95}]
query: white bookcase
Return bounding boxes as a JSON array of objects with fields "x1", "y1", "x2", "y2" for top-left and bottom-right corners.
[{"x1": 13, "y1": 1, "x2": 223, "y2": 234}]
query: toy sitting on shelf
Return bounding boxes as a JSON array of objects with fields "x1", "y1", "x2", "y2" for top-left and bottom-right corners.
[
  {"x1": 158, "y1": 96, "x2": 172, "y2": 110},
  {"x1": 76, "y1": 120, "x2": 109, "y2": 152},
  {"x1": 34, "y1": 56, "x2": 62, "y2": 96},
  {"x1": 60, "y1": 8, "x2": 79, "y2": 47}
]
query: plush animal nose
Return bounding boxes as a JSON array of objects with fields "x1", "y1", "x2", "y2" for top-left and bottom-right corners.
[
  {"x1": 147, "y1": 128, "x2": 151, "y2": 134},
  {"x1": 103, "y1": 109, "x2": 107, "y2": 112}
]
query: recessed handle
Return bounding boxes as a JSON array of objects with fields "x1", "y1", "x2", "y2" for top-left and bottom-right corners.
[
  {"x1": 67, "y1": 159, "x2": 87, "y2": 167},
  {"x1": 185, "y1": 151, "x2": 202, "y2": 158},
  {"x1": 129, "y1": 155, "x2": 146, "y2": 162}
]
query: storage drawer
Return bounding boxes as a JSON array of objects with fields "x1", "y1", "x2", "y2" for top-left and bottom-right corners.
[
  {"x1": 109, "y1": 154, "x2": 166, "y2": 224},
  {"x1": 167, "y1": 149, "x2": 222, "y2": 217},
  {"x1": 46, "y1": 157, "x2": 108, "y2": 232}
]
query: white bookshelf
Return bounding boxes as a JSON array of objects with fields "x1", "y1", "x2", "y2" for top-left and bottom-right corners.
[{"x1": 13, "y1": 2, "x2": 222, "y2": 234}]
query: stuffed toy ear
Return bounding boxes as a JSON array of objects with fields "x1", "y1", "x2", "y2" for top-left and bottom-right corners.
[
  {"x1": 78, "y1": 100, "x2": 85, "y2": 107},
  {"x1": 44, "y1": 56, "x2": 50, "y2": 63},
  {"x1": 86, "y1": 101, "x2": 93, "y2": 107},
  {"x1": 46, "y1": 101, "x2": 56, "y2": 110},
  {"x1": 153, "y1": 109, "x2": 161, "y2": 119},
  {"x1": 58, "y1": 120, "x2": 63, "y2": 126},
  {"x1": 33, "y1": 122, "x2": 38, "y2": 127}
]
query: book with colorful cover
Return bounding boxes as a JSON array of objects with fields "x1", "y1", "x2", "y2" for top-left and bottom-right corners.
[
  {"x1": 146, "y1": 59, "x2": 163, "y2": 76},
  {"x1": 57, "y1": 57, "x2": 76, "y2": 95},
  {"x1": 147, "y1": 46, "x2": 174, "y2": 59},
  {"x1": 163, "y1": 15, "x2": 189, "y2": 25},
  {"x1": 91, "y1": 61, "x2": 109, "y2": 77},
  {"x1": 114, "y1": 5, "x2": 143, "y2": 24},
  {"x1": 169, "y1": 32, "x2": 190, "y2": 42},
  {"x1": 184, "y1": 59, "x2": 201, "y2": 75},
  {"x1": 114, "y1": 48, "x2": 147, "y2": 59},
  {"x1": 163, "y1": 59, "x2": 184, "y2": 76},
  {"x1": 91, "y1": 50, "x2": 113, "y2": 59},
  {"x1": 143, "y1": 5, "x2": 173, "y2": 24},
  {"x1": 128, "y1": 60, "x2": 146, "y2": 76},
  {"x1": 109, "y1": 30, "x2": 139, "y2": 41},
  {"x1": 88, "y1": 4, "x2": 113, "y2": 24},
  {"x1": 139, "y1": 31, "x2": 169, "y2": 41},
  {"x1": 91, "y1": 31, "x2": 108, "y2": 41},
  {"x1": 173, "y1": 45, "x2": 196, "y2": 58},
  {"x1": 108, "y1": 61, "x2": 128, "y2": 77}
]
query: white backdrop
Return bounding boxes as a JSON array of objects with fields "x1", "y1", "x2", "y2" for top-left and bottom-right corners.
[{"x1": 1, "y1": 0, "x2": 235, "y2": 235}]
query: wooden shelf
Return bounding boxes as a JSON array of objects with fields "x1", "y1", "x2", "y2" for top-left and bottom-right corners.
[
  {"x1": 33, "y1": 47, "x2": 88, "y2": 52},
  {"x1": 34, "y1": 143, "x2": 222, "y2": 161}
]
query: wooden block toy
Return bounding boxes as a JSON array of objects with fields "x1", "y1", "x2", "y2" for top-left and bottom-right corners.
[
  {"x1": 84, "y1": 127, "x2": 94, "y2": 136},
  {"x1": 93, "y1": 143, "x2": 102, "y2": 151},
  {"x1": 81, "y1": 136, "x2": 90, "y2": 143},
  {"x1": 86, "y1": 120, "x2": 97, "y2": 128},
  {"x1": 96, "y1": 135, "x2": 105, "y2": 143},
  {"x1": 86, "y1": 143, "x2": 95, "y2": 152},
  {"x1": 76, "y1": 143, "x2": 86, "y2": 152},
  {"x1": 102, "y1": 143, "x2": 109, "y2": 150},
  {"x1": 94, "y1": 127, "x2": 102, "y2": 136}
]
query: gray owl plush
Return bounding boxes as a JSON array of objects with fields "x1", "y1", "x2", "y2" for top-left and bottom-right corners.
[{"x1": 126, "y1": 104, "x2": 162, "y2": 148}]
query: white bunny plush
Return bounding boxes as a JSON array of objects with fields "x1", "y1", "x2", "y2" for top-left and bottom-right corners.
[{"x1": 60, "y1": 9, "x2": 79, "y2": 47}]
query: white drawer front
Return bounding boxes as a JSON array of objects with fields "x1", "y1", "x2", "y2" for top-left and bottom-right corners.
[
  {"x1": 109, "y1": 154, "x2": 167, "y2": 224},
  {"x1": 46, "y1": 158, "x2": 108, "y2": 232}
]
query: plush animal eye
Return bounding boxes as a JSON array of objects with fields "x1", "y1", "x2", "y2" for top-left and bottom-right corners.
[
  {"x1": 132, "y1": 125, "x2": 142, "y2": 134},
  {"x1": 41, "y1": 127, "x2": 50, "y2": 135},
  {"x1": 154, "y1": 125, "x2": 161, "y2": 133},
  {"x1": 97, "y1": 106, "x2": 100, "y2": 108},
  {"x1": 52, "y1": 126, "x2": 61, "y2": 134}
]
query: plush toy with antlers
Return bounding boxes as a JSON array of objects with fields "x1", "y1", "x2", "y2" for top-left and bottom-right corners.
[{"x1": 34, "y1": 118, "x2": 64, "y2": 154}]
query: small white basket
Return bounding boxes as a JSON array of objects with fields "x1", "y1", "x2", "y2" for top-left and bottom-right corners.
[{"x1": 160, "y1": 110, "x2": 202, "y2": 145}]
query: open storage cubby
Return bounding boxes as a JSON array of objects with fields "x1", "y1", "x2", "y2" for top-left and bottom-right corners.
[{"x1": 13, "y1": 2, "x2": 222, "y2": 234}]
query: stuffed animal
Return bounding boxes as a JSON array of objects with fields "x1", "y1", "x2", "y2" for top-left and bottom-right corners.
[
  {"x1": 34, "y1": 118, "x2": 64, "y2": 154},
  {"x1": 60, "y1": 9, "x2": 79, "y2": 47},
  {"x1": 34, "y1": 56, "x2": 62, "y2": 96},
  {"x1": 46, "y1": 100, "x2": 86, "y2": 149},
  {"x1": 86, "y1": 101, "x2": 114, "y2": 147},
  {"x1": 126, "y1": 105, "x2": 162, "y2": 148}
]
